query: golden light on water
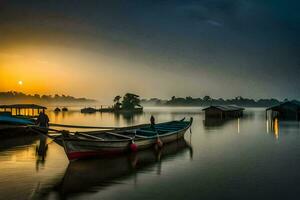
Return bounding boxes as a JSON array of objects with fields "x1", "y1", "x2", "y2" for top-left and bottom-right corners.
[
  {"x1": 237, "y1": 118, "x2": 240, "y2": 133},
  {"x1": 274, "y1": 118, "x2": 279, "y2": 140}
]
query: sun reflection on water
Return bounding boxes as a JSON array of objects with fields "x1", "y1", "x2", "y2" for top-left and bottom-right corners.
[
  {"x1": 237, "y1": 118, "x2": 240, "y2": 133},
  {"x1": 274, "y1": 118, "x2": 279, "y2": 140}
]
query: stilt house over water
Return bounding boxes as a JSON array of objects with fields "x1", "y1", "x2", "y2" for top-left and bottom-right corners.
[
  {"x1": 203, "y1": 105, "x2": 244, "y2": 119},
  {"x1": 0, "y1": 104, "x2": 47, "y2": 117},
  {"x1": 266, "y1": 101, "x2": 300, "y2": 120}
]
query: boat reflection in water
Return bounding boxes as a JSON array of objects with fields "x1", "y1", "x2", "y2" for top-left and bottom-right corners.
[{"x1": 56, "y1": 139, "x2": 192, "y2": 198}]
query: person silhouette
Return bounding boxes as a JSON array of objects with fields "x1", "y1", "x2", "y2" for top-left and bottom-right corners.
[
  {"x1": 150, "y1": 115, "x2": 155, "y2": 129},
  {"x1": 36, "y1": 110, "x2": 49, "y2": 128}
]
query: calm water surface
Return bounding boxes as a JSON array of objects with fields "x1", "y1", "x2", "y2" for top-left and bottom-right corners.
[{"x1": 0, "y1": 107, "x2": 300, "y2": 200}]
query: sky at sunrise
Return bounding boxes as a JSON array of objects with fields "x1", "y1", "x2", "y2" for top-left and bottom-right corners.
[{"x1": 0, "y1": 0, "x2": 300, "y2": 102}]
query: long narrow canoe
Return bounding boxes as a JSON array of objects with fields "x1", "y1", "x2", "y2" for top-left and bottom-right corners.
[
  {"x1": 0, "y1": 115, "x2": 35, "y2": 138},
  {"x1": 0, "y1": 115, "x2": 34, "y2": 125},
  {"x1": 55, "y1": 117, "x2": 193, "y2": 160}
]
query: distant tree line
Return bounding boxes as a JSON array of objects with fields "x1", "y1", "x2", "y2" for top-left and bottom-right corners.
[
  {"x1": 140, "y1": 95, "x2": 290, "y2": 107},
  {"x1": 0, "y1": 91, "x2": 96, "y2": 104}
]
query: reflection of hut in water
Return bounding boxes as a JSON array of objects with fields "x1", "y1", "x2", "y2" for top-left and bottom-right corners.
[
  {"x1": 266, "y1": 101, "x2": 300, "y2": 121},
  {"x1": 203, "y1": 118, "x2": 228, "y2": 127},
  {"x1": 203, "y1": 105, "x2": 244, "y2": 120}
]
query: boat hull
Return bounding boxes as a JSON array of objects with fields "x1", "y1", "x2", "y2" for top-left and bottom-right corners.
[{"x1": 62, "y1": 119, "x2": 192, "y2": 160}]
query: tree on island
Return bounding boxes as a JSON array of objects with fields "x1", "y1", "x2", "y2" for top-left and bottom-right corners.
[
  {"x1": 121, "y1": 93, "x2": 141, "y2": 110},
  {"x1": 203, "y1": 95, "x2": 211, "y2": 102},
  {"x1": 113, "y1": 95, "x2": 122, "y2": 110}
]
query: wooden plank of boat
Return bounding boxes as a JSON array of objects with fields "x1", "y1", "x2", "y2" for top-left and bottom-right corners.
[
  {"x1": 155, "y1": 126, "x2": 184, "y2": 130},
  {"x1": 137, "y1": 129, "x2": 157, "y2": 134},
  {"x1": 106, "y1": 132, "x2": 133, "y2": 139},
  {"x1": 76, "y1": 132, "x2": 105, "y2": 141},
  {"x1": 135, "y1": 134, "x2": 151, "y2": 139},
  {"x1": 156, "y1": 123, "x2": 187, "y2": 127},
  {"x1": 155, "y1": 123, "x2": 188, "y2": 128},
  {"x1": 154, "y1": 127, "x2": 181, "y2": 131},
  {"x1": 49, "y1": 122, "x2": 149, "y2": 130},
  {"x1": 47, "y1": 132, "x2": 62, "y2": 137}
]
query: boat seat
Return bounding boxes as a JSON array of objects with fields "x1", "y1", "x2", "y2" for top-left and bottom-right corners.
[
  {"x1": 155, "y1": 125, "x2": 184, "y2": 129},
  {"x1": 136, "y1": 129, "x2": 158, "y2": 137},
  {"x1": 155, "y1": 127, "x2": 181, "y2": 132}
]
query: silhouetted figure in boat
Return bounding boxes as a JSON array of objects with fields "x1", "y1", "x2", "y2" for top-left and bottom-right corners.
[
  {"x1": 150, "y1": 115, "x2": 155, "y2": 129},
  {"x1": 36, "y1": 110, "x2": 49, "y2": 128}
]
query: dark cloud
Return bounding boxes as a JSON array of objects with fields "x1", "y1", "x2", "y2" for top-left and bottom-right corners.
[{"x1": 1, "y1": 0, "x2": 300, "y2": 99}]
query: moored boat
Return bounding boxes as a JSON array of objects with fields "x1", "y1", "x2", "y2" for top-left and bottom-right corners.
[
  {"x1": 0, "y1": 114, "x2": 35, "y2": 138},
  {"x1": 53, "y1": 118, "x2": 193, "y2": 160},
  {"x1": 0, "y1": 115, "x2": 35, "y2": 125}
]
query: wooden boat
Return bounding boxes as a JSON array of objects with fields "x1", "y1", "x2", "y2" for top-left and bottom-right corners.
[
  {"x1": 0, "y1": 115, "x2": 34, "y2": 125},
  {"x1": 0, "y1": 114, "x2": 35, "y2": 138},
  {"x1": 53, "y1": 118, "x2": 193, "y2": 160}
]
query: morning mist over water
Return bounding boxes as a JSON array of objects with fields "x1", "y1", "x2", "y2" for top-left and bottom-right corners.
[{"x1": 0, "y1": 1, "x2": 300, "y2": 200}]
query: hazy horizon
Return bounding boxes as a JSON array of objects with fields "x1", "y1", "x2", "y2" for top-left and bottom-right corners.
[
  {"x1": 0, "y1": 90, "x2": 295, "y2": 106},
  {"x1": 1, "y1": 1, "x2": 299, "y2": 102}
]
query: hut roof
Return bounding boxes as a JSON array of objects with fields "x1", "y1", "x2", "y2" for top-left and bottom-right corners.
[
  {"x1": 203, "y1": 105, "x2": 244, "y2": 112},
  {"x1": 0, "y1": 104, "x2": 47, "y2": 109},
  {"x1": 266, "y1": 101, "x2": 300, "y2": 111}
]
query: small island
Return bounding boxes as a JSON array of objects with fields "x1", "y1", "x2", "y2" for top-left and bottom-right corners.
[{"x1": 81, "y1": 93, "x2": 143, "y2": 114}]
